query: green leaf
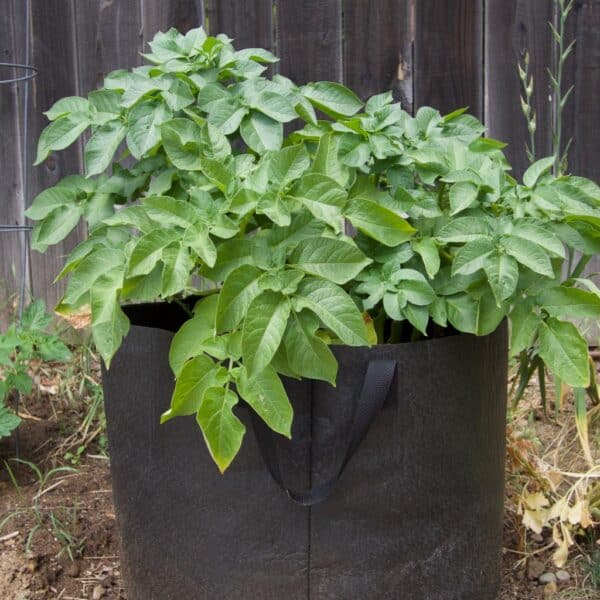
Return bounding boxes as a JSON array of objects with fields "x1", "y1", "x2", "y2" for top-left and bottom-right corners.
[
  {"x1": 395, "y1": 269, "x2": 437, "y2": 306},
  {"x1": 268, "y1": 144, "x2": 310, "y2": 187},
  {"x1": 404, "y1": 304, "x2": 429, "y2": 335},
  {"x1": 162, "y1": 79, "x2": 195, "y2": 111},
  {"x1": 44, "y1": 96, "x2": 89, "y2": 121},
  {"x1": 62, "y1": 247, "x2": 125, "y2": 306},
  {"x1": 237, "y1": 365, "x2": 293, "y2": 436},
  {"x1": 126, "y1": 101, "x2": 172, "y2": 158},
  {"x1": 183, "y1": 224, "x2": 217, "y2": 267},
  {"x1": 254, "y1": 91, "x2": 297, "y2": 123},
  {"x1": 412, "y1": 238, "x2": 440, "y2": 278},
  {"x1": 509, "y1": 301, "x2": 540, "y2": 355},
  {"x1": 284, "y1": 311, "x2": 337, "y2": 385},
  {"x1": 31, "y1": 205, "x2": 83, "y2": 251},
  {"x1": 84, "y1": 120, "x2": 126, "y2": 176},
  {"x1": 216, "y1": 265, "x2": 263, "y2": 332},
  {"x1": 161, "y1": 118, "x2": 203, "y2": 170},
  {"x1": 501, "y1": 235, "x2": 554, "y2": 277},
  {"x1": 256, "y1": 192, "x2": 291, "y2": 226},
  {"x1": 128, "y1": 229, "x2": 176, "y2": 276},
  {"x1": 0, "y1": 403, "x2": 21, "y2": 439},
  {"x1": 201, "y1": 239, "x2": 253, "y2": 282},
  {"x1": 538, "y1": 286, "x2": 600, "y2": 319},
  {"x1": 311, "y1": 133, "x2": 349, "y2": 186},
  {"x1": 452, "y1": 239, "x2": 495, "y2": 275},
  {"x1": 242, "y1": 291, "x2": 291, "y2": 376},
  {"x1": 484, "y1": 253, "x2": 519, "y2": 304},
  {"x1": 91, "y1": 268, "x2": 129, "y2": 367},
  {"x1": 523, "y1": 156, "x2": 555, "y2": 187},
  {"x1": 207, "y1": 98, "x2": 247, "y2": 134},
  {"x1": 289, "y1": 237, "x2": 371, "y2": 284},
  {"x1": 25, "y1": 186, "x2": 77, "y2": 220},
  {"x1": 196, "y1": 387, "x2": 245, "y2": 473},
  {"x1": 449, "y1": 181, "x2": 479, "y2": 215},
  {"x1": 538, "y1": 318, "x2": 590, "y2": 387},
  {"x1": 345, "y1": 197, "x2": 416, "y2": 247},
  {"x1": 169, "y1": 295, "x2": 218, "y2": 376},
  {"x1": 437, "y1": 217, "x2": 492, "y2": 243},
  {"x1": 35, "y1": 114, "x2": 90, "y2": 164},
  {"x1": 240, "y1": 111, "x2": 282, "y2": 152},
  {"x1": 162, "y1": 354, "x2": 219, "y2": 421},
  {"x1": 161, "y1": 244, "x2": 194, "y2": 296},
  {"x1": 287, "y1": 173, "x2": 347, "y2": 229},
  {"x1": 199, "y1": 122, "x2": 231, "y2": 161},
  {"x1": 510, "y1": 223, "x2": 565, "y2": 258},
  {"x1": 303, "y1": 82, "x2": 363, "y2": 117},
  {"x1": 294, "y1": 277, "x2": 368, "y2": 346},
  {"x1": 446, "y1": 292, "x2": 505, "y2": 336}
]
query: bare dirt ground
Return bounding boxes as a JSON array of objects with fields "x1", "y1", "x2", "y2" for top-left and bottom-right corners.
[{"x1": 0, "y1": 355, "x2": 598, "y2": 599}]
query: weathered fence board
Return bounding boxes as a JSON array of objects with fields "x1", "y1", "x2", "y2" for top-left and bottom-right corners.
[
  {"x1": 277, "y1": 0, "x2": 343, "y2": 83},
  {"x1": 414, "y1": 0, "x2": 484, "y2": 117},
  {"x1": 485, "y1": 0, "x2": 555, "y2": 178},
  {"x1": 0, "y1": 0, "x2": 27, "y2": 313},
  {"x1": 208, "y1": 0, "x2": 274, "y2": 52},
  {"x1": 0, "y1": 0, "x2": 597, "y2": 316},
  {"x1": 342, "y1": 0, "x2": 414, "y2": 111},
  {"x1": 27, "y1": 0, "x2": 86, "y2": 308}
]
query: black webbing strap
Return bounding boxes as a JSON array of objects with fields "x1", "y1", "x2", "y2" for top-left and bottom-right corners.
[{"x1": 251, "y1": 359, "x2": 397, "y2": 506}]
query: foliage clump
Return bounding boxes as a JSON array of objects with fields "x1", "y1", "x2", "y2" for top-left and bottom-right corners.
[{"x1": 27, "y1": 27, "x2": 600, "y2": 470}]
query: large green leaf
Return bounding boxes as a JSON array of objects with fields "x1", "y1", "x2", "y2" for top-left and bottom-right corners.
[
  {"x1": 484, "y1": 253, "x2": 519, "y2": 304},
  {"x1": 345, "y1": 197, "x2": 416, "y2": 247},
  {"x1": 128, "y1": 229, "x2": 177, "y2": 276},
  {"x1": 196, "y1": 387, "x2": 245, "y2": 473},
  {"x1": 126, "y1": 100, "x2": 172, "y2": 158},
  {"x1": 446, "y1": 292, "x2": 505, "y2": 336},
  {"x1": 452, "y1": 239, "x2": 495, "y2": 275},
  {"x1": 294, "y1": 277, "x2": 368, "y2": 346},
  {"x1": 25, "y1": 187, "x2": 77, "y2": 220},
  {"x1": 287, "y1": 173, "x2": 347, "y2": 229},
  {"x1": 237, "y1": 365, "x2": 293, "y2": 436},
  {"x1": 501, "y1": 235, "x2": 554, "y2": 277},
  {"x1": 437, "y1": 217, "x2": 492, "y2": 243},
  {"x1": 303, "y1": 82, "x2": 363, "y2": 117},
  {"x1": 216, "y1": 265, "x2": 263, "y2": 332},
  {"x1": 242, "y1": 291, "x2": 291, "y2": 376},
  {"x1": 268, "y1": 144, "x2": 310, "y2": 187},
  {"x1": 0, "y1": 403, "x2": 21, "y2": 439},
  {"x1": 30, "y1": 205, "x2": 83, "y2": 251},
  {"x1": 509, "y1": 301, "x2": 540, "y2": 355},
  {"x1": 35, "y1": 113, "x2": 90, "y2": 164},
  {"x1": 539, "y1": 286, "x2": 600, "y2": 320},
  {"x1": 240, "y1": 111, "x2": 282, "y2": 152},
  {"x1": 538, "y1": 318, "x2": 590, "y2": 387},
  {"x1": 394, "y1": 270, "x2": 436, "y2": 306},
  {"x1": 161, "y1": 243, "x2": 194, "y2": 296},
  {"x1": 449, "y1": 181, "x2": 479, "y2": 215},
  {"x1": 289, "y1": 237, "x2": 371, "y2": 284},
  {"x1": 162, "y1": 354, "x2": 220, "y2": 421},
  {"x1": 161, "y1": 118, "x2": 203, "y2": 170},
  {"x1": 412, "y1": 238, "x2": 440, "y2": 278},
  {"x1": 90, "y1": 268, "x2": 129, "y2": 367},
  {"x1": 169, "y1": 295, "x2": 219, "y2": 376},
  {"x1": 84, "y1": 120, "x2": 126, "y2": 176},
  {"x1": 523, "y1": 156, "x2": 555, "y2": 187},
  {"x1": 510, "y1": 222, "x2": 565, "y2": 258},
  {"x1": 283, "y1": 311, "x2": 338, "y2": 385}
]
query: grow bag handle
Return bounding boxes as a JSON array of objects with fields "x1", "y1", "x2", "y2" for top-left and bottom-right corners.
[{"x1": 251, "y1": 359, "x2": 397, "y2": 506}]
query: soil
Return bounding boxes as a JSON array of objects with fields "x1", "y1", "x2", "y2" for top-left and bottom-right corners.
[{"x1": 0, "y1": 357, "x2": 598, "y2": 599}]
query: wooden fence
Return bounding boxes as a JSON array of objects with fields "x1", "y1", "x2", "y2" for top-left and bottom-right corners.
[{"x1": 0, "y1": 0, "x2": 598, "y2": 310}]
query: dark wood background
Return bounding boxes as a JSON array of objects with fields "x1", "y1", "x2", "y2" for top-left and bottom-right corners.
[{"x1": 0, "y1": 0, "x2": 598, "y2": 309}]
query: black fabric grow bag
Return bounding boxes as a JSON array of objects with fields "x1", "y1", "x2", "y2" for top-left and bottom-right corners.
[{"x1": 102, "y1": 303, "x2": 508, "y2": 600}]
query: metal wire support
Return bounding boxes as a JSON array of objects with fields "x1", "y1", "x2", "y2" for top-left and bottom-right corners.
[{"x1": 0, "y1": 5, "x2": 36, "y2": 456}]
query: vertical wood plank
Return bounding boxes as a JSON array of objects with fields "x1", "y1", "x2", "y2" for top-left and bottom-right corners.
[
  {"x1": 342, "y1": 0, "x2": 414, "y2": 112},
  {"x1": 562, "y1": 0, "x2": 600, "y2": 341},
  {"x1": 142, "y1": 0, "x2": 205, "y2": 46},
  {"x1": 0, "y1": 0, "x2": 28, "y2": 317},
  {"x1": 27, "y1": 0, "x2": 85, "y2": 308},
  {"x1": 485, "y1": 0, "x2": 555, "y2": 178},
  {"x1": 414, "y1": 0, "x2": 483, "y2": 118},
  {"x1": 277, "y1": 0, "x2": 343, "y2": 84},
  {"x1": 562, "y1": 0, "x2": 599, "y2": 182},
  {"x1": 74, "y1": 0, "x2": 142, "y2": 94},
  {"x1": 207, "y1": 0, "x2": 273, "y2": 51}
]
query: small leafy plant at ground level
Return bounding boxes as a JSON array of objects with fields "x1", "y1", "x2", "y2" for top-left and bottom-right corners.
[
  {"x1": 27, "y1": 26, "x2": 600, "y2": 472},
  {"x1": 0, "y1": 299, "x2": 72, "y2": 439}
]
